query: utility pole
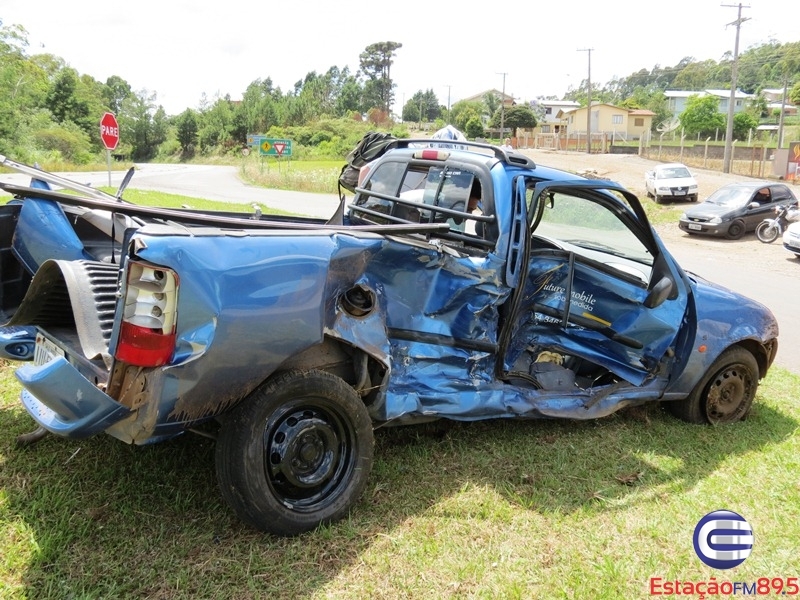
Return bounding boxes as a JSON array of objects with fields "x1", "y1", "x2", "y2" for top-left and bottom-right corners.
[
  {"x1": 722, "y1": 3, "x2": 750, "y2": 173},
  {"x1": 578, "y1": 48, "x2": 593, "y2": 153},
  {"x1": 777, "y1": 74, "x2": 788, "y2": 149},
  {"x1": 444, "y1": 84, "x2": 451, "y2": 123},
  {"x1": 497, "y1": 72, "x2": 508, "y2": 142}
]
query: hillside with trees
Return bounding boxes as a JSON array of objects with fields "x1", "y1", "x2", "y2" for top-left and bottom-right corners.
[{"x1": 1, "y1": 17, "x2": 798, "y2": 166}]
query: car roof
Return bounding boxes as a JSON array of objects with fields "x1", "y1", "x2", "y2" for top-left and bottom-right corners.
[
  {"x1": 720, "y1": 181, "x2": 777, "y2": 190},
  {"x1": 656, "y1": 163, "x2": 689, "y2": 169}
]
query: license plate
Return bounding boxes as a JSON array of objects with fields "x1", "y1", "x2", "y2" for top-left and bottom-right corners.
[
  {"x1": 688, "y1": 223, "x2": 702, "y2": 231},
  {"x1": 674, "y1": 190, "x2": 686, "y2": 196},
  {"x1": 34, "y1": 334, "x2": 65, "y2": 366}
]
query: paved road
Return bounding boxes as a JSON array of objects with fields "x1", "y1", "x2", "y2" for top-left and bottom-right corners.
[
  {"x1": 0, "y1": 163, "x2": 341, "y2": 219},
  {"x1": 2, "y1": 161, "x2": 797, "y2": 374}
]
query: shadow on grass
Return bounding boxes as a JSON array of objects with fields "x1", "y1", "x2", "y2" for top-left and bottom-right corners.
[{"x1": 0, "y1": 386, "x2": 796, "y2": 598}]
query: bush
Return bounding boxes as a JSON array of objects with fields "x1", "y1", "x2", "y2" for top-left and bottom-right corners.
[
  {"x1": 32, "y1": 124, "x2": 93, "y2": 164},
  {"x1": 465, "y1": 117, "x2": 484, "y2": 139}
]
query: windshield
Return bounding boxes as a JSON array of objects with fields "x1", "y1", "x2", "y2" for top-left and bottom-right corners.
[
  {"x1": 704, "y1": 187, "x2": 753, "y2": 208},
  {"x1": 657, "y1": 167, "x2": 691, "y2": 179}
]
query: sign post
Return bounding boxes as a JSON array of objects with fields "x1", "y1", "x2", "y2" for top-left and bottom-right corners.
[{"x1": 100, "y1": 112, "x2": 120, "y2": 187}]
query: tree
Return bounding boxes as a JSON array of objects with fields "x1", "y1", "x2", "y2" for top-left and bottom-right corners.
[
  {"x1": 748, "y1": 93, "x2": 769, "y2": 118},
  {"x1": 198, "y1": 95, "x2": 236, "y2": 150},
  {"x1": 645, "y1": 92, "x2": 672, "y2": 133},
  {"x1": 670, "y1": 60, "x2": 716, "y2": 90},
  {"x1": 450, "y1": 100, "x2": 484, "y2": 132},
  {"x1": 678, "y1": 95, "x2": 725, "y2": 138},
  {"x1": 103, "y1": 75, "x2": 133, "y2": 114},
  {"x1": 489, "y1": 105, "x2": 537, "y2": 137},
  {"x1": 402, "y1": 99, "x2": 420, "y2": 122},
  {"x1": 404, "y1": 89, "x2": 440, "y2": 123},
  {"x1": 121, "y1": 89, "x2": 168, "y2": 160},
  {"x1": 336, "y1": 74, "x2": 362, "y2": 117},
  {"x1": 483, "y1": 92, "x2": 500, "y2": 118},
  {"x1": 0, "y1": 22, "x2": 51, "y2": 152},
  {"x1": 732, "y1": 111, "x2": 759, "y2": 140},
  {"x1": 464, "y1": 117, "x2": 484, "y2": 139},
  {"x1": 358, "y1": 41, "x2": 402, "y2": 114},
  {"x1": 790, "y1": 80, "x2": 800, "y2": 106},
  {"x1": 175, "y1": 108, "x2": 198, "y2": 154},
  {"x1": 46, "y1": 68, "x2": 87, "y2": 125}
]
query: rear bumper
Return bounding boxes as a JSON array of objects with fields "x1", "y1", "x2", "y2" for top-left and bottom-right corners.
[{"x1": 16, "y1": 355, "x2": 130, "y2": 438}]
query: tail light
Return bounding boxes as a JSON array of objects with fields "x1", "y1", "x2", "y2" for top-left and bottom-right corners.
[{"x1": 115, "y1": 261, "x2": 178, "y2": 367}]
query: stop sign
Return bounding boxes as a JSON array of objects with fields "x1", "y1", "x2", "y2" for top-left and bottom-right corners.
[{"x1": 100, "y1": 112, "x2": 119, "y2": 150}]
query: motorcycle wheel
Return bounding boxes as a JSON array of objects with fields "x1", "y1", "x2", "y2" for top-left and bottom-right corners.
[{"x1": 755, "y1": 220, "x2": 779, "y2": 244}]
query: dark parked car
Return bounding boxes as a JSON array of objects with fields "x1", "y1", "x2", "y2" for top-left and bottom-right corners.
[{"x1": 678, "y1": 182, "x2": 798, "y2": 239}]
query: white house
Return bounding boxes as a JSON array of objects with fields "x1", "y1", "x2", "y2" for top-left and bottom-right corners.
[
  {"x1": 530, "y1": 99, "x2": 580, "y2": 134},
  {"x1": 664, "y1": 89, "x2": 754, "y2": 119}
]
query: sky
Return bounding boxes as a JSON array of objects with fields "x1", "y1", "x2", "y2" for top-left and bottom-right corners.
[{"x1": 3, "y1": 0, "x2": 797, "y2": 117}]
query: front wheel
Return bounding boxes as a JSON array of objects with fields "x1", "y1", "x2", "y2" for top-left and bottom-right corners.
[
  {"x1": 216, "y1": 369, "x2": 374, "y2": 536},
  {"x1": 755, "y1": 220, "x2": 779, "y2": 243},
  {"x1": 666, "y1": 347, "x2": 758, "y2": 425},
  {"x1": 726, "y1": 219, "x2": 746, "y2": 240}
]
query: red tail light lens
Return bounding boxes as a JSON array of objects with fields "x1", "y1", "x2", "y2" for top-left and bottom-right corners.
[
  {"x1": 116, "y1": 321, "x2": 176, "y2": 366},
  {"x1": 115, "y1": 262, "x2": 178, "y2": 367}
]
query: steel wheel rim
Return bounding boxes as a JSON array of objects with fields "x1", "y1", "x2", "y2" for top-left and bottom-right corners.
[
  {"x1": 705, "y1": 363, "x2": 754, "y2": 423},
  {"x1": 262, "y1": 399, "x2": 355, "y2": 511}
]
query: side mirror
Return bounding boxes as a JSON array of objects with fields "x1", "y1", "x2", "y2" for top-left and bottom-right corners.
[
  {"x1": 644, "y1": 276, "x2": 674, "y2": 309},
  {"x1": 747, "y1": 202, "x2": 760, "y2": 210}
]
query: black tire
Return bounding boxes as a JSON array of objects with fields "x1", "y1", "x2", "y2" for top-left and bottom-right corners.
[
  {"x1": 755, "y1": 221, "x2": 779, "y2": 244},
  {"x1": 215, "y1": 369, "x2": 374, "y2": 536},
  {"x1": 654, "y1": 194, "x2": 663, "y2": 204},
  {"x1": 666, "y1": 347, "x2": 758, "y2": 425},
  {"x1": 690, "y1": 194, "x2": 698, "y2": 202},
  {"x1": 726, "y1": 219, "x2": 746, "y2": 240}
]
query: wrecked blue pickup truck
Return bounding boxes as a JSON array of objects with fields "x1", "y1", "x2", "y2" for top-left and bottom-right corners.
[{"x1": 0, "y1": 143, "x2": 778, "y2": 535}]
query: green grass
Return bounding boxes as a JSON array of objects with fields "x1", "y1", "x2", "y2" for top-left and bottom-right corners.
[
  {"x1": 238, "y1": 158, "x2": 342, "y2": 194},
  {"x1": 97, "y1": 188, "x2": 295, "y2": 217},
  {"x1": 1, "y1": 362, "x2": 798, "y2": 599}
]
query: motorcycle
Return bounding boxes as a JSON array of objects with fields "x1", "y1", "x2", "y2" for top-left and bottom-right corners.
[{"x1": 755, "y1": 203, "x2": 800, "y2": 243}]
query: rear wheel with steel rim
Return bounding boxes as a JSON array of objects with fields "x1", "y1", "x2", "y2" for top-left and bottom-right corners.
[{"x1": 216, "y1": 369, "x2": 374, "y2": 535}]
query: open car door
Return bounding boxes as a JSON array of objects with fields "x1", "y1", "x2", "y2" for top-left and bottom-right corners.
[{"x1": 504, "y1": 179, "x2": 691, "y2": 386}]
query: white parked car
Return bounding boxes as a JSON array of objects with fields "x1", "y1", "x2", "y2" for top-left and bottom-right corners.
[
  {"x1": 644, "y1": 163, "x2": 699, "y2": 203},
  {"x1": 782, "y1": 220, "x2": 800, "y2": 258}
]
